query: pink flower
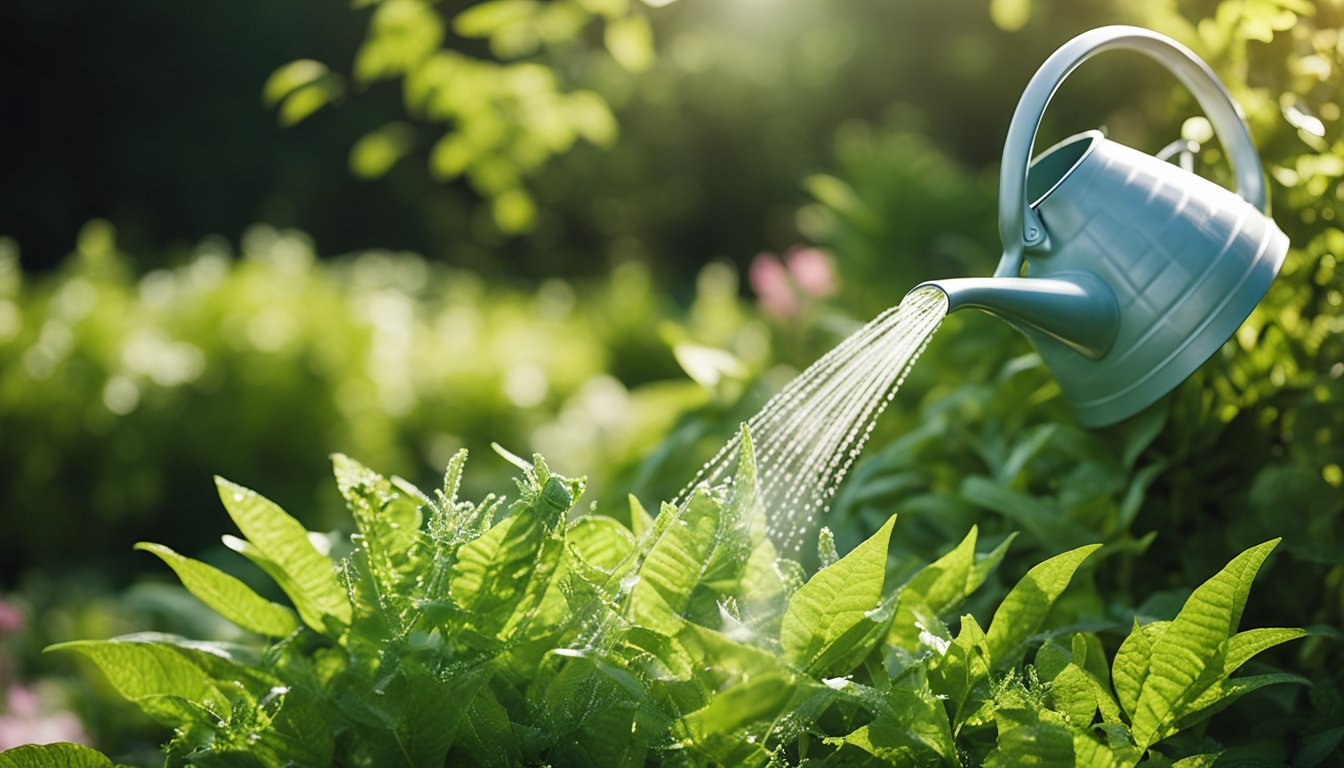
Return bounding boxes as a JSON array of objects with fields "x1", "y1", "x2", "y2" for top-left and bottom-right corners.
[
  {"x1": 0, "y1": 602, "x2": 22, "y2": 635},
  {"x1": 749, "y1": 252, "x2": 800, "y2": 318},
  {"x1": 784, "y1": 247, "x2": 838, "y2": 298},
  {"x1": 749, "y1": 246, "x2": 840, "y2": 318},
  {"x1": 0, "y1": 686, "x2": 91, "y2": 748}
]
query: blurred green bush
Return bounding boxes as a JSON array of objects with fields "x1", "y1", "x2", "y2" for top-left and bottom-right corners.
[{"x1": 0, "y1": 222, "x2": 785, "y2": 582}]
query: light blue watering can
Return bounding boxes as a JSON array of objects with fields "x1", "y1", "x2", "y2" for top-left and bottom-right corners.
[{"x1": 916, "y1": 26, "x2": 1288, "y2": 427}]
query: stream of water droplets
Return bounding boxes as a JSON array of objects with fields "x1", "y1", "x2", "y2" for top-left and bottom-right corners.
[{"x1": 677, "y1": 286, "x2": 949, "y2": 554}]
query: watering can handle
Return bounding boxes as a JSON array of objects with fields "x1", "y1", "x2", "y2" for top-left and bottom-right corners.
[{"x1": 996, "y1": 25, "x2": 1268, "y2": 278}]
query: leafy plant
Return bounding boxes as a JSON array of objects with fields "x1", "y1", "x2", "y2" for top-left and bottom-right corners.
[
  {"x1": 1, "y1": 430, "x2": 1303, "y2": 766},
  {"x1": 265, "y1": 0, "x2": 668, "y2": 234}
]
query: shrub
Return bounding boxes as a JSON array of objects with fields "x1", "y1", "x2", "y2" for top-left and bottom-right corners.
[{"x1": 0, "y1": 432, "x2": 1308, "y2": 766}]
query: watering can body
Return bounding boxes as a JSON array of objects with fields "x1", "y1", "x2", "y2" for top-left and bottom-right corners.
[{"x1": 916, "y1": 26, "x2": 1288, "y2": 427}]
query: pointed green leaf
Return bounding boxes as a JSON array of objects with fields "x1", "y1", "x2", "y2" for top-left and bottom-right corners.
[
  {"x1": 679, "y1": 671, "x2": 797, "y2": 741},
  {"x1": 985, "y1": 544, "x2": 1100, "y2": 664},
  {"x1": 135, "y1": 543, "x2": 299, "y2": 637},
  {"x1": 1223, "y1": 626, "x2": 1306, "y2": 675},
  {"x1": 215, "y1": 477, "x2": 350, "y2": 631},
  {"x1": 0, "y1": 744, "x2": 116, "y2": 768},
  {"x1": 449, "y1": 688, "x2": 520, "y2": 768},
  {"x1": 1173, "y1": 672, "x2": 1310, "y2": 732},
  {"x1": 1131, "y1": 539, "x2": 1279, "y2": 749},
  {"x1": 449, "y1": 508, "x2": 549, "y2": 638},
  {"x1": 928, "y1": 614, "x2": 990, "y2": 723},
  {"x1": 628, "y1": 494, "x2": 654, "y2": 538},
  {"x1": 781, "y1": 514, "x2": 895, "y2": 673},
  {"x1": 631, "y1": 494, "x2": 720, "y2": 631},
  {"x1": 1112, "y1": 619, "x2": 1166, "y2": 721},
  {"x1": 47, "y1": 638, "x2": 225, "y2": 727},
  {"x1": 890, "y1": 526, "x2": 978, "y2": 649},
  {"x1": 968, "y1": 532, "x2": 1017, "y2": 594},
  {"x1": 333, "y1": 454, "x2": 422, "y2": 559},
  {"x1": 985, "y1": 708, "x2": 1075, "y2": 767},
  {"x1": 829, "y1": 671, "x2": 957, "y2": 765}
]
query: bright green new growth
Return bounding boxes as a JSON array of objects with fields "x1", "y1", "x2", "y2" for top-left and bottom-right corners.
[{"x1": 21, "y1": 429, "x2": 1303, "y2": 767}]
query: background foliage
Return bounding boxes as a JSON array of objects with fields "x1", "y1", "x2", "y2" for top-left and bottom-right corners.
[{"x1": 1, "y1": 0, "x2": 1340, "y2": 763}]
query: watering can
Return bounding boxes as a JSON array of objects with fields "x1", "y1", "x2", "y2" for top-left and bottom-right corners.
[{"x1": 915, "y1": 26, "x2": 1288, "y2": 427}]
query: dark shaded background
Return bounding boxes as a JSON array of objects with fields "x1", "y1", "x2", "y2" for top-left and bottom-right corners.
[{"x1": 1, "y1": 0, "x2": 1163, "y2": 279}]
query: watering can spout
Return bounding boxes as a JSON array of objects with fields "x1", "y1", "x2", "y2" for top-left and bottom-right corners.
[
  {"x1": 900, "y1": 26, "x2": 1288, "y2": 427},
  {"x1": 913, "y1": 274, "x2": 1119, "y2": 361}
]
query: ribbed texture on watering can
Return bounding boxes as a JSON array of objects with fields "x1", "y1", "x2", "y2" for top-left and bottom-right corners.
[{"x1": 1025, "y1": 137, "x2": 1288, "y2": 426}]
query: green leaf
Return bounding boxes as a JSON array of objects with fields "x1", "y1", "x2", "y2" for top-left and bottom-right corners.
[
  {"x1": 1170, "y1": 753, "x2": 1222, "y2": 768},
  {"x1": 449, "y1": 503, "x2": 553, "y2": 638},
  {"x1": 263, "y1": 59, "x2": 330, "y2": 104},
  {"x1": 0, "y1": 744, "x2": 116, "y2": 768},
  {"x1": 630, "y1": 493, "x2": 720, "y2": 632},
  {"x1": 566, "y1": 90, "x2": 618, "y2": 147},
  {"x1": 1112, "y1": 619, "x2": 1166, "y2": 721},
  {"x1": 781, "y1": 514, "x2": 895, "y2": 674},
  {"x1": 1173, "y1": 672, "x2": 1310, "y2": 732},
  {"x1": 134, "y1": 542, "x2": 299, "y2": 637},
  {"x1": 46, "y1": 638, "x2": 225, "y2": 727},
  {"x1": 829, "y1": 671, "x2": 957, "y2": 765},
  {"x1": 889, "y1": 526, "x2": 977, "y2": 649},
  {"x1": 984, "y1": 544, "x2": 1100, "y2": 664},
  {"x1": 215, "y1": 477, "x2": 351, "y2": 632},
  {"x1": 276, "y1": 79, "x2": 344, "y2": 127},
  {"x1": 679, "y1": 671, "x2": 797, "y2": 742},
  {"x1": 349, "y1": 122, "x2": 415, "y2": 179},
  {"x1": 1223, "y1": 626, "x2": 1307, "y2": 674},
  {"x1": 542, "y1": 658, "x2": 648, "y2": 767},
  {"x1": 1070, "y1": 733, "x2": 1122, "y2": 768},
  {"x1": 604, "y1": 14, "x2": 654, "y2": 73},
  {"x1": 961, "y1": 477, "x2": 1097, "y2": 550},
  {"x1": 628, "y1": 494, "x2": 654, "y2": 538},
  {"x1": 453, "y1": 0, "x2": 539, "y2": 38},
  {"x1": 928, "y1": 614, "x2": 990, "y2": 724},
  {"x1": 985, "y1": 707, "x2": 1074, "y2": 767},
  {"x1": 450, "y1": 688, "x2": 521, "y2": 768},
  {"x1": 569, "y1": 515, "x2": 637, "y2": 573},
  {"x1": 968, "y1": 532, "x2": 1017, "y2": 593},
  {"x1": 332, "y1": 454, "x2": 424, "y2": 614},
  {"x1": 1131, "y1": 539, "x2": 1279, "y2": 750}
]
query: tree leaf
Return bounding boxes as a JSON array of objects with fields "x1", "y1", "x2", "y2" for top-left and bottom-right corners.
[
  {"x1": 604, "y1": 14, "x2": 654, "y2": 73},
  {"x1": 984, "y1": 544, "x2": 1100, "y2": 664},
  {"x1": 781, "y1": 514, "x2": 895, "y2": 674},
  {"x1": 134, "y1": 542, "x2": 299, "y2": 637},
  {"x1": 215, "y1": 477, "x2": 351, "y2": 632}
]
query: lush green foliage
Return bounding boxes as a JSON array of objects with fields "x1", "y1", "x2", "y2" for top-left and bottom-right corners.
[
  {"x1": 0, "y1": 223, "x2": 775, "y2": 576},
  {"x1": 6, "y1": 434, "x2": 1306, "y2": 766},
  {"x1": 265, "y1": 0, "x2": 655, "y2": 233},
  {"x1": 802, "y1": 3, "x2": 1344, "y2": 762}
]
